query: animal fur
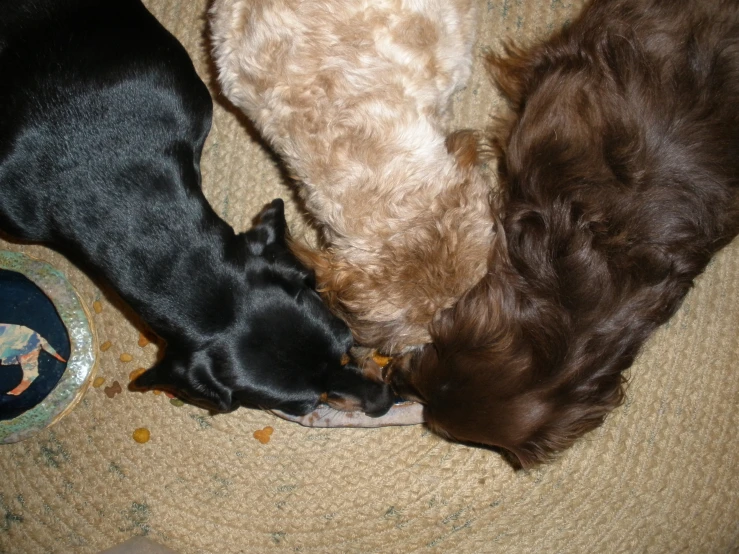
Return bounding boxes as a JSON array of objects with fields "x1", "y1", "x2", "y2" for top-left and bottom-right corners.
[
  {"x1": 388, "y1": 0, "x2": 739, "y2": 466},
  {"x1": 210, "y1": 0, "x2": 496, "y2": 354},
  {"x1": 0, "y1": 0, "x2": 393, "y2": 418}
]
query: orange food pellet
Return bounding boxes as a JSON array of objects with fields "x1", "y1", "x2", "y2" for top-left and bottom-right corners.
[
  {"x1": 100, "y1": 341, "x2": 112, "y2": 352},
  {"x1": 93, "y1": 301, "x2": 103, "y2": 314},
  {"x1": 153, "y1": 390, "x2": 162, "y2": 396},
  {"x1": 132, "y1": 428, "x2": 150, "y2": 444},
  {"x1": 340, "y1": 354, "x2": 350, "y2": 366},
  {"x1": 253, "y1": 426, "x2": 274, "y2": 444},
  {"x1": 92, "y1": 377, "x2": 105, "y2": 388},
  {"x1": 138, "y1": 333, "x2": 150, "y2": 348},
  {"x1": 372, "y1": 353, "x2": 392, "y2": 367},
  {"x1": 129, "y1": 368, "x2": 146, "y2": 382},
  {"x1": 120, "y1": 353, "x2": 133, "y2": 363}
]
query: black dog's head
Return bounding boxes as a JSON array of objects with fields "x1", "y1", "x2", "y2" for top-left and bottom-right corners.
[{"x1": 131, "y1": 199, "x2": 394, "y2": 417}]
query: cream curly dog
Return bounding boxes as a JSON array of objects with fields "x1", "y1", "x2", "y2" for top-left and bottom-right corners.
[{"x1": 210, "y1": 0, "x2": 496, "y2": 357}]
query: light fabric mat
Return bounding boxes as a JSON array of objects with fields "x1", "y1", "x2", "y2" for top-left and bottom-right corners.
[{"x1": 1, "y1": 1, "x2": 737, "y2": 552}]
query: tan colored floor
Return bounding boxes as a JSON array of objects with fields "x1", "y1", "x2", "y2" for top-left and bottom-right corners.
[
  {"x1": 100, "y1": 537, "x2": 178, "y2": 554},
  {"x1": 1, "y1": 1, "x2": 738, "y2": 552}
]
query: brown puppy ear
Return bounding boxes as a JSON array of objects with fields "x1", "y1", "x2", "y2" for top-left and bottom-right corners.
[
  {"x1": 446, "y1": 129, "x2": 481, "y2": 170},
  {"x1": 485, "y1": 43, "x2": 544, "y2": 106}
]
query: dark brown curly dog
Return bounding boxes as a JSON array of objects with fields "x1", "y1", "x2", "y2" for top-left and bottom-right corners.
[{"x1": 389, "y1": 0, "x2": 739, "y2": 467}]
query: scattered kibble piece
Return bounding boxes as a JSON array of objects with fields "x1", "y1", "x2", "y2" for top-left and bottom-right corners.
[
  {"x1": 169, "y1": 398, "x2": 184, "y2": 407},
  {"x1": 93, "y1": 376, "x2": 106, "y2": 388},
  {"x1": 93, "y1": 301, "x2": 103, "y2": 314},
  {"x1": 340, "y1": 353, "x2": 350, "y2": 366},
  {"x1": 253, "y1": 426, "x2": 274, "y2": 444},
  {"x1": 138, "y1": 333, "x2": 150, "y2": 348},
  {"x1": 104, "y1": 381, "x2": 122, "y2": 398},
  {"x1": 132, "y1": 428, "x2": 150, "y2": 443},
  {"x1": 153, "y1": 390, "x2": 162, "y2": 396},
  {"x1": 372, "y1": 352, "x2": 392, "y2": 367},
  {"x1": 120, "y1": 353, "x2": 133, "y2": 363},
  {"x1": 129, "y1": 368, "x2": 146, "y2": 382},
  {"x1": 100, "y1": 341, "x2": 112, "y2": 352}
]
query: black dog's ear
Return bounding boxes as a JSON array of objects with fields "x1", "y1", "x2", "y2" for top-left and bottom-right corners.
[
  {"x1": 129, "y1": 357, "x2": 177, "y2": 391},
  {"x1": 130, "y1": 352, "x2": 234, "y2": 413},
  {"x1": 244, "y1": 199, "x2": 287, "y2": 254},
  {"x1": 259, "y1": 198, "x2": 287, "y2": 243}
]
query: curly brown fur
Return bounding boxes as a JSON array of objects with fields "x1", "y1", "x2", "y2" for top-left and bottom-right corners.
[{"x1": 390, "y1": 0, "x2": 739, "y2": 467}]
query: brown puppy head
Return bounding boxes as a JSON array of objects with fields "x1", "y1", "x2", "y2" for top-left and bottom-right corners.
[
  {"x1": 390, "y1": 237, "x2": 627, "y2": 468},
  {"x1": 392, "y1": 0, "x2": 739, "y2": 467}
]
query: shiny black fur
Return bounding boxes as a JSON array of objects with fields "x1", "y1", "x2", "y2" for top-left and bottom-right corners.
[{"x1": 0, "y1": 0, "x2": 393, "y2": 417}]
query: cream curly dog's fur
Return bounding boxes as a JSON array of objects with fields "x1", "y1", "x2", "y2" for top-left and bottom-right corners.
[{"x1": 210, "y1": 0, "x2": 496, "y2": 354}]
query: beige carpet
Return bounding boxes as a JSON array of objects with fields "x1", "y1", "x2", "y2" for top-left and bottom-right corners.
[{"x1": 1, "y1": 1, "x2": 738, "y2": 552}]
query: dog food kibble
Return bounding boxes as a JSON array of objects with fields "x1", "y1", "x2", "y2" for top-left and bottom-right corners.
[
  {"x1": 132, "y1": 428, "x2": 150, "y2": 443},
  {"x1": 253, "y1": 426, "x2": 274, "y2": 444},
  {"x1": 120, "y1": 353, "x2": 133, "y2": 363},
  {"x1": 129, "y1": 368, "x2": 146, "y2": 382},
  {"x1": 372, "y1": 353, "x2": 392, "y2": 367},
  {"x1": 100, "y1": 341, "x2": 112, "y2": 352},
  {"x1": 341, "y1": 353, "x2": 350, "y2": 366},
  {"x1": 104, "y1": 381, "x2": 122, "y2": 398},
  {"x1": 93, "y1": 376, "x2": 106, "y2": 388},
  {"x1": 138, "y1": 333, "x2": 150, "y2": 348},
  {"x1": 93, "y1": 301, "x2": 103, "y2": 314},
  {"x1": 153, "y1": 390, "x2": 162, "y2": 396}
]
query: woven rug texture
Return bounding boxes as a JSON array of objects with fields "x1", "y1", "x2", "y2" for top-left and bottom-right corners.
[{"x1": 1, "y1": 0, "x2": 738, "y2": 552}]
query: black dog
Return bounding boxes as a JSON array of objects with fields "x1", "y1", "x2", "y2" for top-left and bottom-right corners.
[{"x1": 0, "y1": 0, "x2": 393, "y2": 417}]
